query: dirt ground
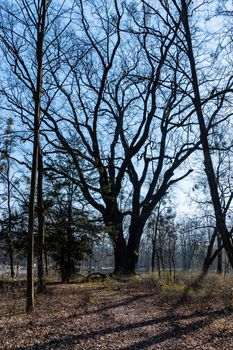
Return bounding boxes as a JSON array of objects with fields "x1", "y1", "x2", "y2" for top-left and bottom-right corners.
[{"x1": 1, "y1": 276, "x2": 233, "y2": 349}]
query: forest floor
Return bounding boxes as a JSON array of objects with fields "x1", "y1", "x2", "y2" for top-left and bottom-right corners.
[{"x1": 1, "y1": 273, "x2": 233, "y2": 350}]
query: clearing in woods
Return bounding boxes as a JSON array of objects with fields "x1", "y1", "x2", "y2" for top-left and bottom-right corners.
[{"x1": 1, "y1": 273, "x2": 233, "y2": 350}]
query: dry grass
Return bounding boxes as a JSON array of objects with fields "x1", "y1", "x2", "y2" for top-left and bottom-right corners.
[
  {"x1": 1, "y1": 272, "x2": 233, "y2": 316},
  {"x1": 112, "y1": 271, "x2": 233, "y2": 306}
]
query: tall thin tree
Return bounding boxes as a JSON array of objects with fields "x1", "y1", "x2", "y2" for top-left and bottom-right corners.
[
  {"x1": 0, "y1": 0, "x2": 73, "y2": 309},
  {"x1": 180, "y1": 0, "x2": 233, "y2": 267},
  {"x1": 26, "y1": 0, "x2": 47, "y2": 312}
]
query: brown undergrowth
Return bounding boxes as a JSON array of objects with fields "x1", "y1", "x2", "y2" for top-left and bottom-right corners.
[{"x1": 1, "y1": 272, "x2": 233, "y2": 349}]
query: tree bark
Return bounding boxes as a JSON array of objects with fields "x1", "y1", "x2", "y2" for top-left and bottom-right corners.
[
  {"x1": 9, "y1": 246, "x2": 14, "y2": 278},
  {"x1": 111, "y1": 217, "x2": 144, "y2": 275},
  {"x1": 126, "y1": 245, "x2": 140, "y2": 275},
  {"x1": 37, "y1": 143, "x2": 46, "y2": 293},
  {"x1": 27, "y1": 134, "x2": 38, "y2": 312},
  {"x1": 112, "y1": 228, "x2": 128, "y2": 274},
  {"x1": 65, "y1": 197, "x2": 73, "y2": 284},
  {"x1": 44, "y1": 248, "x2": 48, "y2": 276},
  {"x1": 127, "y1": 222, "x2": 143, "y2": 274},
  {"x1": 7, "y1": 156, "x2": 14, "y2": 278},
  {"x1": 26, "y1": 0, "x2": 47, "y2": 313},
  {"x1": 151, "y1": 238, "x2": 156, "y2": 272},
  {"x1": 217, "y1": 234, "x2": 223, "y2": 274}
]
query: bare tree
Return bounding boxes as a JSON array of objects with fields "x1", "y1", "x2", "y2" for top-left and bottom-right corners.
[
  {"x1": 179, "y1": 0, "x2": 233, "y2": 267},
  {"x1": 41, "y1": 0, "x2": 213, "y2": 274},
  {"x1": 37, "y1": 144, "x2": 46, "y2": 292},
  {"x1": 0, "y1": 119, "x2": 16, "y2": 277},
  {"x1": 146, "y1": 198, "x2": 176, "y2": 275},
  {"x1": 202, "y1": 153, "x2": 233, "y2": 274},
  {"x1": 0, "y1": 0, "x2": 72, "y2": 310},
  {"x1": 42, "y1": 0, "x2": 233, "y2": 274}
]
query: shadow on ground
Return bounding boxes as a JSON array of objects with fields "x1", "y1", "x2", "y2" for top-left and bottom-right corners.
[{"x1": 15, "y1": 308, "x2": 231, "y2": 350}]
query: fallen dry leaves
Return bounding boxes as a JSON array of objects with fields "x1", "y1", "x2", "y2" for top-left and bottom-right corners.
[{"x1": 0, "y1": 277, "x2": 233, "y2": 349}]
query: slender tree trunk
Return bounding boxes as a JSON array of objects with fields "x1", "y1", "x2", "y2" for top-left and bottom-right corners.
[
  {"x1": 37, "y1": 144, "x2": 46, "y2": 293},
  {"x1": 27, "y1": 130, "x2": 39, "y2": 312},
  {"x1": 202, "y1": 228, "x2": 217, "y2": 273},
  {"x1": 172, "y1": 252, "x2": 176, "y2": 280},
  {"x1": 26, "y1": 137, "x2": 38, "y2": 312},
  {"x1": 202, "y1": 245, "x2": 224, "y2": 275},
  {"x1": 16, "y1": 259, "x2": 19, "y2": 277},
  {"x1": 151, "y1": 238, "x2": 156, "y2": 272},
  {"x1": 161, "y1": 253, "x2": 165, "y2": 272},
  {"x1": 182, "y1": 243, "x2": 187, "y2": 270},
  {"x1": 44, "y1": 248, "x2": 48, "y2": 276},
  {"x1": 150, "y1": 210, "x2": 160, "y2": 273},
  {"x1": 181, "y1": 0, "x2": 233, "y2": 267},
  {"x1": 60, "y1": 244, "x2": 66, "y2": 283},
  {"x1": 6, "y1": 234, "x2": 14, "y2": 278},
  {"x1": 65, "y1": 198, "x2": 73, "y2": 284},
  {"x1": 7, "y1": 158, "x2": 14, "y2": 278},
  {"x1": 26, "y1": 0, "x2": 47, "y2": 313},
  {"x1": 156, "y1": 251, "x2": 161, "y2": 278},
  {"x1": 217, "y1": 234, "x2": 222, "y2": 274},
  {"x1": 9, "y1": 246, "x2": 14, "y2": 278},
  {"x1": 203, "y1": 196, "x2": 233, "y2": 273}
]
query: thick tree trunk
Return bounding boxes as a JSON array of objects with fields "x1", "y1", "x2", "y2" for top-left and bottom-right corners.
[
  {"x1": 61, "y1": 260, "x2": 74, "y2": 283},
  {"x1": 126, "y1": 219, "x2": 143, "y2": 274},
  {"x1": 37, "y1": 144, "x2": 46, "y2": 293},
  {"x1": 113, "y1": 231, "x2": 142, "y2": 275},
  {"x1": 104, "y1": 210, "x2": 129, "y2": 274},
  {"x1": 126, "y1": 247, "x2": 139, "y2": 275},
  {"x1": 113, "y1": 229, "x2": 128, "y2": 274},
  {"x1": 107, "y1": 210, "x2": 145, "y2": 275},
  {"x1": 127, "y1": 241, "x2": 140, "y2": 275}
]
